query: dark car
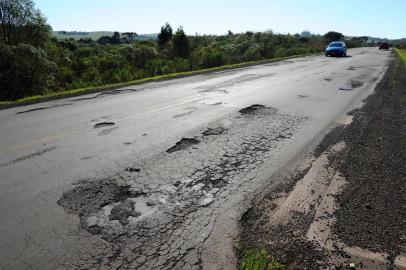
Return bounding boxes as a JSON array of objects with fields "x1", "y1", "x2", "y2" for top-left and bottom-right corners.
[
  {"x1": 325, "y1": 41, "x2": 347, "y2": 57},
  {"x1": 379, "y1": 42, "x2": 389, "y2": 50}
]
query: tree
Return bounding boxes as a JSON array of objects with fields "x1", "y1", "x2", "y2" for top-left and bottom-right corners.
[
  {"x1": 0, "y1": 0, "x2": 51, "y2": 46},
  {"x1": 122, "y1": 32, "x2": 138, "y2": 41},
  {"x1": 97, "y1": 35, "x2": 111, "y2": 45},
  {"x1": 324, "y1": 31, "x2": 344, "y2": 43},
  {"x1": 97, "y1": 32, "x2": 121, "y2": 45},
  {"x1": 0, "y1": 44, "x2": 56, "y2": 100},
  {"x1": 111, "y1": 31, "x2": 121, "y2": 44},
  {"x1": 173, "y1": 26, "x2": 190, "y2": 58},
  {"x1": 158, "y1": 23, "x2": 173, "y2": 46}
]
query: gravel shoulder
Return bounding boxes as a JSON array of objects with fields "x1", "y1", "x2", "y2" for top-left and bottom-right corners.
[{"x1": 239, "y1": 52, "x2": 406, "y2": 269}]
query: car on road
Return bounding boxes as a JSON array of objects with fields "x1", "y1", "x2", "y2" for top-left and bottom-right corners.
[
  {"x1": 325, "y1": 41, "x2": 347, "y2": 57},
  {"x1": 378, "y1": 42, "x2": 390, "y2": 50}
]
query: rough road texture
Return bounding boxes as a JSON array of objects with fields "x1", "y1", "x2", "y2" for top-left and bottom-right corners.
[
  {"x1": 239, "y1": 54, "x2": 405, "y2": 269},
  {"x1": 332, "y1": 55, "x2": 406, "y2": 265},
  {"x1": 0, "y1": 48, "x2": 391, "y2": 269},
  {"x1": 57, "y1": 106, "x2": 308, "y2": 269}
]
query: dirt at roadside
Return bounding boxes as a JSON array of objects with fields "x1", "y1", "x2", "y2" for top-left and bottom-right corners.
[{"x1": 239, "y1": 54, "x2": 406, "y2": 269}]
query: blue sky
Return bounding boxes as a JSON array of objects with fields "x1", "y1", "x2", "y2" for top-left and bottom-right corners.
[{"x1": 35, "y1": 0, "x2": 405, "y2": 39}]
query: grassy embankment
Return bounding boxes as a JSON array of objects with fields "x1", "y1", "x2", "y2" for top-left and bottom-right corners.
[
  {"x1": 395, "y1": 48, "x2": 406, "y2": 66},
  {"x1": 0, "y1": 52, "x2": 320, "y2": 108}
]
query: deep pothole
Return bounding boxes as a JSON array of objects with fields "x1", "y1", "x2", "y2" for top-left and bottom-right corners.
[
  {"x1": 166, "y1": 138, "x2": 200, "y2": 153},
  {"x1": 93, "y1": 122, "x2": 115, "y2": 128},
  {"x1": 239, "y1": 104, "x2": 266, "y2": 114},
  {"x1": 57, "y1": 179, "x2": 146, "y2": 233}
]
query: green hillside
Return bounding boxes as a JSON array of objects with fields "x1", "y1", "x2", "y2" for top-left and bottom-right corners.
[{"x1": 52, "y1": 31, "x2": 156, "y2": 41}]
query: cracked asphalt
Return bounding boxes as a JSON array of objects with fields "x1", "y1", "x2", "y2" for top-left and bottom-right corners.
[{"x1": 0, "y1": 48, "x2": 391, "y2": 269}]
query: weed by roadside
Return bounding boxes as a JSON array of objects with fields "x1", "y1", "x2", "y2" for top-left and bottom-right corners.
[{"x1": 239, "y1": 248, "x2": 286, "y2": 270}]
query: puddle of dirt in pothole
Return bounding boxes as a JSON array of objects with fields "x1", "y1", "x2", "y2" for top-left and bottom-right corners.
[
  {"x1": 166, "y1": 138, "x2": 200, "y2": 153},
  {"x1": 94, "y1": 122, "x2": 115, "y2": 128},
  {"x1": 202, "y1": 127, "x2": 226, "y2": 136}
]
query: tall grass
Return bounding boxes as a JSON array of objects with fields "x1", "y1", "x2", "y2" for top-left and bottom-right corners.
[{"x1": 395, "y1": 48, "x2": 406, "y2": 66}]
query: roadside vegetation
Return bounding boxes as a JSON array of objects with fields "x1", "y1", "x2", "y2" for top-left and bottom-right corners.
[
  {"x1": 238, "y1": 248, "x2": 285, "y2": 270},
  {"x1": 0, "y1": 0, "x2": 377, "y2": 103},
  {"x1": 395, "y1": 48, "x2": 406, "y2": 66}
]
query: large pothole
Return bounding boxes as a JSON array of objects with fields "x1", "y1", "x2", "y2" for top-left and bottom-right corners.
[
  {"x1": 166, "y1": 138, "x2": 200, "y2": 153},
  {"x1": 57, "y1": 178, "x2": 145, "y2": 233}
]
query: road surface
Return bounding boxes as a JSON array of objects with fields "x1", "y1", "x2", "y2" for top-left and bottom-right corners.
[{"x1": 0, "y1": 48, "x2": 391, "y2": 270}]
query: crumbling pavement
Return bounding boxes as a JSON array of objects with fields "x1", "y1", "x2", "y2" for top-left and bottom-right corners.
[{"x1": 57, "y1": 105, "x2": 308, "y2": 269}]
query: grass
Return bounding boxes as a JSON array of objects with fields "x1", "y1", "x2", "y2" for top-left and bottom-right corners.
[
  {"x1": 395, "y1": 48, "x2": 406, "y2": 66},
  {"x1": 52, "y1": 31, "x2": 157, "y2": 41},
  {"x1": 52, "y1": 31, "x2": 114, "y2": 40},
  {"x1": 240, "y1": 248, "x2": 285, "y2": 270},
  {"x1": 0, "y1": 52, "x2": 321, "y2": 108}
]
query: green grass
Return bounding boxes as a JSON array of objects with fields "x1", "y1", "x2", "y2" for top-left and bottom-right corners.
[
  {"x1": 53, "y1": 31, "x2": 114, "y2": 40},
  {"x1": 395, "y1": 48, "x2": 406, "y2": 66},
  {"x1": 240, "y1": 248, "x2": 285, "y2": 270},
  {"x1": 0, "y1": 52, "x2": 321, "y2": 108},
  {"x1": 52, "y1": 31, "x2": 157, "y2": 41}
]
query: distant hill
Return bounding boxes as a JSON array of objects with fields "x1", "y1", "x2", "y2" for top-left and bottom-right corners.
[{"x1": 52, "y1": 31, "x2": 157, "y2": 41}]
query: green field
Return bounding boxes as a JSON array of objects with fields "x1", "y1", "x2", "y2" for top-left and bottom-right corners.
[{"x1": 52, "y1": 31, "x2": 157, "y2": 41}]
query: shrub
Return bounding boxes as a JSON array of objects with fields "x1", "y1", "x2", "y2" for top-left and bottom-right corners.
[{"x1": 0, "y1": 44, "x2": 56, "y2": 100}]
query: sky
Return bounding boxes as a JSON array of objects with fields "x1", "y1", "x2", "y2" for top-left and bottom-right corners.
[{"x1": 35, "y1": 0, "x2": 405, "y2": 39}]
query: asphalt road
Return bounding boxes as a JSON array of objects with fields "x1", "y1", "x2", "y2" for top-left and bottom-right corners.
[{"x1": 0, "y1": 48, "x2": 391, "y2": 270}]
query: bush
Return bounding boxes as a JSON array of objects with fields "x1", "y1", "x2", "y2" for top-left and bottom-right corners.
[{"x1": 0, "y1": 44, "x2": 56, "y2": 100}]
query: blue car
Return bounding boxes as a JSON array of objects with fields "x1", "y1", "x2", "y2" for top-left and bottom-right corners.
[{"x1": 325, "y1": 41, "x2": 347, "y2": 57}]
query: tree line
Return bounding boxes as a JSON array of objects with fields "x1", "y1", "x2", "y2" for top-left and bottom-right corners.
[{"x1": 0, "y1": 0, "x2": 372, "y2": 101}]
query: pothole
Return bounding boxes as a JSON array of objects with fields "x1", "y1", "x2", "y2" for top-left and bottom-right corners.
[
  {"x1": 202, "y1": 127, "x2": 226, "y2": 136},
  {"x1": 94, "y1": 122, "x2": 115, "y2": 128},
  {"x1": 339, "y1": 80, "x2": 364, "y2": 91},
  {"x1": 166, "y1": 138, "x2": 200, "y2": 153},
  {"x1": 239, "y1": 104, "x2": 266, "y2": 114},
  {"x1": 57, "y1": 178, "x2": 145, "y2": 233},
  {"x1": 350, "y1": 80, "x2": 364, "y2": 88},
  {"x1": 339, "y1": 87, "x2": 353, "y2": 91},
  {"x1": 125, "y1": 167, "x2": 141, "y2": 173}
]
